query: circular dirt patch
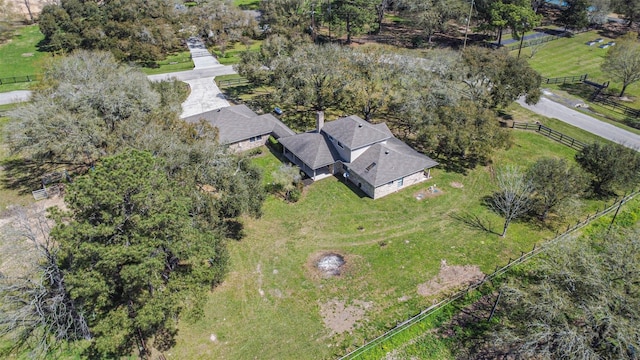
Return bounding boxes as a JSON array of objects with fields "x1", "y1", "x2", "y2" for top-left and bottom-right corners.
[
  {"x1": 450, "y1": 182, "x2": 464, "y2": 188},
  {"x1": 21, "y1": 53, "x2": 33, "y2": 57},
  {"x1": 307, "y1": 251, "x2": 351, "y2": 279},
  {"x1": 317, "y1": 253, "x2": 345, "y2": 276}
]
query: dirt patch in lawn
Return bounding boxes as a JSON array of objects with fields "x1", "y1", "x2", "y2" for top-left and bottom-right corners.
[
  {"x1": 414, "y1": 187, "x2": 444, "y2": 201},
  {"x1": 319, "y1": 298, "x2": 373, "y2": 334},
  {"x1": 417, "y1": 259, "x2": 484, "y2": 298},
  {"x1": 450, "y1": 182, "x2": 464, "y2": 189},
  {"x1": 306, "y1": 250, "x2": 354, "y2": 280}
]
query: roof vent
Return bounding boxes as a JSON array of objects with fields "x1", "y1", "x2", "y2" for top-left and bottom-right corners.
[
  {"x1": 384, "y1": 150, "x2": 389, "y2": 154},
  {"x1": 358, "y1": 123, "x2": 363, "y2": 128}
]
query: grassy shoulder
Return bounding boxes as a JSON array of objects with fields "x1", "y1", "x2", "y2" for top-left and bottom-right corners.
[{"x1": 171, "y1": 125, "x2": 611, "y2": 359}]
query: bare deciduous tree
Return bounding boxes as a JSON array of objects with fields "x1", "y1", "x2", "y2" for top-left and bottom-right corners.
[
  {"x1": 0, "y1": 206, "x2": 90, "y2": 358},
  {"x1": 491, "y1": 166, "x2": 533, "y2": 237}
]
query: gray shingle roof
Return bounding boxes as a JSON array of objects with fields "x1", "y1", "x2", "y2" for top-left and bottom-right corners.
[
  {"x1": 279, "y1": 132, "x2": 340, "y2": 169},
  {"x1": 348, "y1": 137, "x2": 438, "y2": 187},
  {"x1": 321, "y1": 115, "x2": 392, "y2": 150},
  {"x1": 182, "y1": 105, "x2": 294, "y2": 144}
]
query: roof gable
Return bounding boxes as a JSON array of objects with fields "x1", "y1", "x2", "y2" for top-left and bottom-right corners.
[
  {"x1": 182, "y1": 105, "x2": 294, "y2": 144},
  {"x1": 279, "y1": 132, "x2": 339, "y2": 169},
  {"x1": 321, "y1": 115, "x2": 392, "y2": 150},
  {"x1": 348, "y1": 138, "x2": 438, "y2": 187}
]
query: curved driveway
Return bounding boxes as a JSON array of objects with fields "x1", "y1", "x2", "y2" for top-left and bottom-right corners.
[{"x1": 517, "y1": 96, "x2": 640, "y2": 149}]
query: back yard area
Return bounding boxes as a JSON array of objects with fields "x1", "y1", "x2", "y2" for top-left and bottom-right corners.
[{"x1": 169, "y1": 122, "x2": 607, "y2": 359}]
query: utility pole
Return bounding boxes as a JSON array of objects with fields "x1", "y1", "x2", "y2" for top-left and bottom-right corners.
[{"x1": 463, "y1": 0, "x2": 474, "y2": 49}]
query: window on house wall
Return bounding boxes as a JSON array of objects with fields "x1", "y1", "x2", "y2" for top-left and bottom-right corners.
[
  {"x1": 249, "y1": 136, "x2": 256, "y2": 142},
  {"x1": 397, "y1": 178, "x2": 403, "y2": 187},
  {"x1": 337, "y1": 141, "x2": 344, "y2": 148},
  {"x1": 256, "y1": 135, "x2": 262, "y2": 140}
]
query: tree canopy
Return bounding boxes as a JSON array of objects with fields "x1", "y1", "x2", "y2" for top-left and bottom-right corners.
[
  {"x1": 39, "y1": 0, "x2": 184, "y2": 62},
  {"x1": 52, "y1": 150, "x2": 228, "y2": 357},
  {"x1": 575, "y1": 142, "x2": 640, "y2": 196},
  {"x1": 460, "y1": 224, "x2": 640, "y2": 359},
  {"x1": 461, "y1": 47, "x2": 542, "y2": 108}
]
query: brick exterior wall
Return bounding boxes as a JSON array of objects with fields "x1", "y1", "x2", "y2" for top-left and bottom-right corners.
[
  {"x1": 372, "y1": 171, "x2": 429, "y2": 199},
  {"x1": 228, "y1": 134, "x2": 269, "y2": 153}
]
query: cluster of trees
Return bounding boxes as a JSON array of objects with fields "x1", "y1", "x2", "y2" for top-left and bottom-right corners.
[
  {"x1": 237, "y1": 38, "x2": 540, "y2": 168},
  {"x1": 490, "y1": 142, "x2": 640, "y2": 237},
  {"x1": 1, "y1": 51, "x2": 265, "y2": 358},
  {"x1": 457, "y1": 222, "x2": 640, "y2": 359},
  {"x1": 37, "y1": 0, "x2": 258, "y2": 63}
]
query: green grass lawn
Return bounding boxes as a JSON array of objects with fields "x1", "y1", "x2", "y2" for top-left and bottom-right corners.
[
  {"x1": 139, "y1": 51, "x2": 195, "y2": 75},
  {"x1": 211, "y1": 40, "x2": 262, "y2": 65},
  {"x1": 517, "y1": 30, "x2": 640, "y2": 103},
  {"x1": 233, "y1": 0, "x2": 260, "y2": 10},
  {"x1": 0, "y1": 25, "x2": 48, "y2": 92},
  {"x1": 170, "y1": 127, "x2": 609, "y2": 359}
]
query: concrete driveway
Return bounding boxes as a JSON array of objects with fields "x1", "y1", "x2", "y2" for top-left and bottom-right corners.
[
  {"x1": 180, "y1": 77, "x2": 229, "y2": 118},
  {"x1": 517, "y1": 96, "x2": 640, "y2": 149}
]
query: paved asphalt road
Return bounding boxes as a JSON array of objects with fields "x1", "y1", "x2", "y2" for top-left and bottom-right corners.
[{"x1": 517, "y1": 96, "x2": 640, "y2": 149}]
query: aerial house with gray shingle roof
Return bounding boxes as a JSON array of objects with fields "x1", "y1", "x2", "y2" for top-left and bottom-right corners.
[
  {"x1": 279, "y1": 112, "x2": 438, "y2": 199},
  {"x1": 183, "y1": 105, "x2": 295, "y2": 152}
]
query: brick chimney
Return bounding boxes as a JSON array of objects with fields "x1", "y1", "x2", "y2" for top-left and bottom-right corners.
[{"x1": 316, "y1": 111, "x2": 324, "y2": 133}]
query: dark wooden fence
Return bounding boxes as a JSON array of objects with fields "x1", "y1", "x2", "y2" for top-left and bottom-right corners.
[
  {"x1": 338, "y1": 191, "x2": 639, "y2": 360},
  {"x1": 543, "y1": 74, "x2": 588, "y2": 85},
  {"x1": 217, "y1": 77, "x2": 250, "y2": 87},
  {"x1": 0, "y1": 74, "x2": 38, "y2": 85},
  {"x1": 592, "y1": 95, "x2": 640, "y2": 119},
  {"x1": 511, "y1": 122, "x2": 586, "y2": 151}
]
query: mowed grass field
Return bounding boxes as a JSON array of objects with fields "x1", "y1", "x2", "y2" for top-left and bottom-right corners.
[
  {"x1": 516, "y1": 30, "x2": 640, "y2": 103},
  {"x1": 0, "y1": 25, "x2": 48, "y2": 92},
  {"x1": 170, "y1": 126, "x2": 607, "y2": 359}
]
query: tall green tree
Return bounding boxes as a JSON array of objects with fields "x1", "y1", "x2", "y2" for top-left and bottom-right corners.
[
  {"x1": 417, "y1": 101, "x2": 511, "y2": 168},
  {"x1": 601, "y1": 32, "x2": 640, "y2": 98},
  {"x1": 461, "y1": 47, "x2": 542, "y2": 108},
  {"x1": 527, "y1": 157, "x2": 587, "y2": 221},
  {"x1": 328, "y1": 0, "x2": 377, "y2": 44},
  {"x1": 575, "y1": 142, "x2": 640, "y2": 196},
  {"x1": 52, "y1": 150, "x2": 229, "y2": 358},
  {"x1": 397, "y1": 0, "x2": 465, "y2": 44},
  {"x1": 558, "y1": 0, "x2": 591, "y2": 30},
  {"x1": 481, "y1": 0, "x2": 540, "y2": 45}
]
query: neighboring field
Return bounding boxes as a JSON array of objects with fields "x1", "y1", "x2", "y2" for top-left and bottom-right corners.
[
  {"x1": 0, "y1": 25, "x2": 47, "y2": 92},
  {"x1": 517, "y1": 30, "x2": 640, "y2": 103},
  {"x1": 170, "y1": 126, "x2": 607, "y2": 359}
]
